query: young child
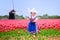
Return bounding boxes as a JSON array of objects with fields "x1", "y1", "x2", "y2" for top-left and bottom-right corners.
[{"x1": 28, "y1": 8, "x2": 38, "y2": 37}]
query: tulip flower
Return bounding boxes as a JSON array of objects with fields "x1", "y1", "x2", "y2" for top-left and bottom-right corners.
[{"x1": 0, "y1": 19, "x2": 60, "y2": 32}]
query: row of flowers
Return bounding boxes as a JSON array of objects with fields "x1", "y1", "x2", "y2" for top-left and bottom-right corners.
[{"x1": 0, "y1": 19, "x2": 60, "y2": 32}]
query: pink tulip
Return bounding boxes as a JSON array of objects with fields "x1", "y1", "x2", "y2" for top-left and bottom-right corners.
[{"x1": 0, "y1": 19, "x2": 60, "y2": 32}]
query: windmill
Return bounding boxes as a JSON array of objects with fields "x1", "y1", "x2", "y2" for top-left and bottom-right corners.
[{"x1": 9, "y1": 0, "x2": 16, "y2": 19}]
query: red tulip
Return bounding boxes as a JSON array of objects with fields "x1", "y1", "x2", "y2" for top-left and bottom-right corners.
[{"x1": 0, "y1": 19, "x2": 60, "y2": 32}]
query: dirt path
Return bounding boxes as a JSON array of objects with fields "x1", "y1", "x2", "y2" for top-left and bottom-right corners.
[
  {"x1": 0, "y1": 36, "x2": 60, "y2": 40},
  {"x1": 44, "y1": 36, "x2": 60, "y2": 40}
]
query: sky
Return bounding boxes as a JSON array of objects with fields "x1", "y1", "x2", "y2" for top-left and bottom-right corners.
[{"x1": 0, "y1": 0, "x2": 60, "y2": 17}]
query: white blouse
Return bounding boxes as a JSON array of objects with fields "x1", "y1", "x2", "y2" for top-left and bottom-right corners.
[{"x1": 29, "y1": 15, "x2": 38, "y2": 22}]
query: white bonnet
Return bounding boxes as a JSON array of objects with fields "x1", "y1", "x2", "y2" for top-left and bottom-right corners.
[{"x1": 28, "y1": 8, "x2": 37, "y2": 13}]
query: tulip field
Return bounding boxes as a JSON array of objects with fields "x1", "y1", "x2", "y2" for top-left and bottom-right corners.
[
  {"x1": 0, "y1": 19, "x2": 60, "y2": 40},
  {"x1": 0, "y1": 19, "x2": 60, "y2": 32}
]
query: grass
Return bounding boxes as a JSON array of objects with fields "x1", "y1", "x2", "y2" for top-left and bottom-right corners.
[{"x1": 0, "y1": 29, "x2": 60, "y2": 40}]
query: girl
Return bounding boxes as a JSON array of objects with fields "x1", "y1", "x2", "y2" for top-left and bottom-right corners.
[{"x1": 28, "y1": 8, "x2": 38, "y2": 37}]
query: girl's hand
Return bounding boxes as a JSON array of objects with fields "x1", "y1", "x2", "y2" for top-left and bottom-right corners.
[
  {"x1": 31, "y1": 19, "x2": 35, "y2": 22},
  {"x1": 32, "y1": 20, "x2": 35, "y2": 22},
  {"x1": 27, "y1": 17, "x2": 30, "y2": 20},
  {"x1": 32, "y1": 19, "x2": 34, "y2": 21}
]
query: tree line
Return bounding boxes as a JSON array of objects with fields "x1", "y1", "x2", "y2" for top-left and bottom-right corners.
[{"x1": 0, "y1": 14, "x2": 60, "y2": 19}]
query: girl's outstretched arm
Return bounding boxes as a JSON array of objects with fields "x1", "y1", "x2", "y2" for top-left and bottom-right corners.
[{"x1": 27, "y1": 17, "x2": 30, "y2": 20}]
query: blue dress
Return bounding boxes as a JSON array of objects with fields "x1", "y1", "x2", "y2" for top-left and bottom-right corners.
[{"x1": 28, "y1": 16, "x2": 38, "y2": 33}]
